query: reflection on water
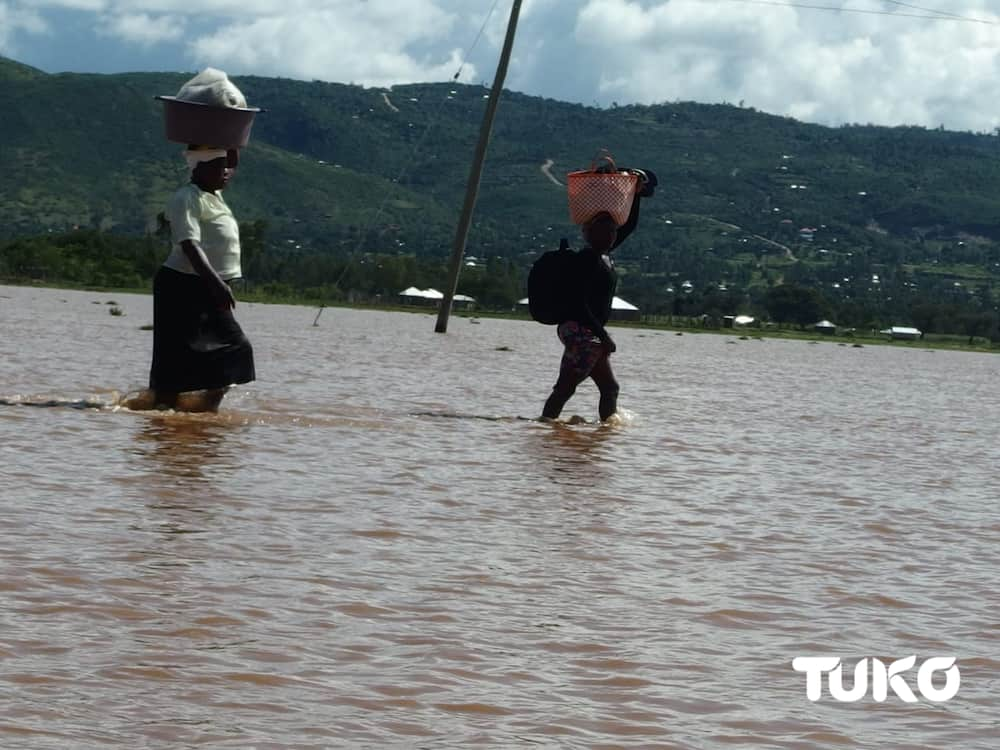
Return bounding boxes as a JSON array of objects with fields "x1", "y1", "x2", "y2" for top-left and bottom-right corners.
[
  {"x1": 0, "y1": 284, "x2": 998, "y2": 749},
  {"x1": 529, "y1": 419, "x2": 620, "y2": 487},
  {"x1": 131, "y1": 414, "x2": 242, "y2": 484}
]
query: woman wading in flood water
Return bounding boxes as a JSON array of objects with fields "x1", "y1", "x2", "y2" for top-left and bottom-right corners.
[{"x1": 125, "y1": 146, "x2": 255, "y2": 412}]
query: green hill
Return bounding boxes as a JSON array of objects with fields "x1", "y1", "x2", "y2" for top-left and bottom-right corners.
[
  {"x1": 1, "y1": 55, "x2": 998, "y2": 334},
  {"x1": 0, "y1": 57, "x2": 45, "y2": 81}
]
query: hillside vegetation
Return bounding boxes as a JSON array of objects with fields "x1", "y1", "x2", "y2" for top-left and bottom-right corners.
[{"x1": 1, "y1": 56, "x2": 998, "y2": 338}]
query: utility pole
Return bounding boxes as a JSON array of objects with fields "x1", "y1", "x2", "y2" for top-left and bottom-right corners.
[{"x1": 434, "y1": 0, "x2": 523, "y2": 333}]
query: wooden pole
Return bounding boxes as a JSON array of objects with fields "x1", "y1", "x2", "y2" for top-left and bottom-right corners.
[{"x1": 434, "y1": 0, "x2": 523, "y2": 333}]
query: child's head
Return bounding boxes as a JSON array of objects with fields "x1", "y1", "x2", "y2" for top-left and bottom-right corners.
[{"x1": 582, "y1": 212, "x2": 618, "y2": 252}]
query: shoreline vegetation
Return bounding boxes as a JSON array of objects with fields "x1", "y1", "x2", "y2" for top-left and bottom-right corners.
[
  {"x1": 3, "y1": 224, "x2": 997, "y2": 350},
  {"x1": 4, "y1": 278, "x2": 996, "y2": 355}
]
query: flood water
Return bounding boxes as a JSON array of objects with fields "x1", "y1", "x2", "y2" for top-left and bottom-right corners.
[{"x1": 1, "y1": 283, "x2": 998, "y2": 749}]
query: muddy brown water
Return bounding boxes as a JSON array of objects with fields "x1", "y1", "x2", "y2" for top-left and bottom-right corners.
[{"x1": 1, "y1": 284, "x2": 997, "y2": 749}]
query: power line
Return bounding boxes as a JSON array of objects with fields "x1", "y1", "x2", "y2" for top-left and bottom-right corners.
[
  {"x1": 717, "y1": 0, "x2": 997, "y2": 24},
  {"x1": 454, "y1": 0, "x2": 503, "y2": 81},
  {"x1": 312, "y1": 0, "x2": 509, "y2": 324},
  {"x1": 881, "y1": 1, "x2": 988, "y2": 23}
]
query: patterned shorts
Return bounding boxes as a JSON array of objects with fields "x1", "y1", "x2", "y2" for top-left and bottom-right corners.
[{"x1": 557, "y1": 321, "x2": 604, "y2": 379}]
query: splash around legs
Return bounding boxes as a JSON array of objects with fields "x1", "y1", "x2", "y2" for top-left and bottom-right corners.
[{"x1": 120, "y1": 387, "x2": 228, "y2": 413}]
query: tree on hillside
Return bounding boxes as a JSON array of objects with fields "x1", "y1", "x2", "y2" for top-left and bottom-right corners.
[
  {"x1": 908, "y1": 302, "x2": 958, "y2": 335},
  {"x1": 959, "y1": 311, "x2": 999, "y2": 344},
  {"x1": 763, "y1": 283, "x2": 830, "y2": 327}
]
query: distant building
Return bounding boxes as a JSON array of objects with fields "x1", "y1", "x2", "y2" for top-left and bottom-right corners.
[
  {"x1": 724, "y1": 314, "x2": 757, "y2": 328},
  {"x1": 399, "y1": 287, "x2": 474, "y2": 309},
  {"x1": 399, "y1": 286, "x2": 429, "y2": 305},
  {"x1": 516, "y1": 296, "x2": 640, "y2": 321},
  {"x1": 609, "y1": 296, "x2": 640, "y2": 321},
  {"x1": 880, "y1": 326, "x2": 922, "y2": 340}
]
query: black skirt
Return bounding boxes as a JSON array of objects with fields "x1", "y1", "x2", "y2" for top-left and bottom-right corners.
[{"x1": 149, "y1": 266, "x2": 255, "y2": 393}]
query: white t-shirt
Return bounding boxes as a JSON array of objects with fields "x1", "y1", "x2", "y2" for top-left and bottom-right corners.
[{"x1": 163, "y1": 183, "x2": 242, "y2": 280}]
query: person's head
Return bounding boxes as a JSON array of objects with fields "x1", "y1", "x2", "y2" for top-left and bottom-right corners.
[
  {"x1": 582, "y1": 212, "x2": 619, "y2": 252},
  {"x1": 185, "y1": 146, "x2": 238, "y2": 191}
]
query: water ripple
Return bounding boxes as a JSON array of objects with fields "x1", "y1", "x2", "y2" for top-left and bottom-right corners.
[{"x1": 1, "y1": 285, "x2": 997, "y2": 748}]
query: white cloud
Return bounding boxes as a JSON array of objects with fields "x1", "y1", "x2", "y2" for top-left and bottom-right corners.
[
  {"x1": 23, "y1": 0, "x2": 107, "y2": 9},
  {"x1": 97, "y1": 13, "x2": 186, "y2": 46},
  {"x1": 8, "y1": 0, "x2": 1000, "y2": 131},
  {"x1": 0, "y1": 2, "x2": 48, "y2": 56},
  {"x1": 184, "y1": 2, "x2": 473, "y2": 88},
  {"x1": 558, "y1": 0, "x2": 1000, "y2": 131}
]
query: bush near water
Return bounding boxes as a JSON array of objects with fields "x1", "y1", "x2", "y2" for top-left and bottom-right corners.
[{"x1": 0, "y1": 56, "x2": 997, "y2": 342}]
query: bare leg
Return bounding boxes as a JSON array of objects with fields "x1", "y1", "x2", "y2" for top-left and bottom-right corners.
[
  {"x1": 122, "y1": 388, "x2": 227, "y2": 413},
  {"x1": 589, "y1": 356, "x2": 620, "y2": 421},
  {"x1": 201, "y1": 388, "x2": 228, "y2": 413},
  {"x1": 542, "y1": 365, "x2": 592, "y2": 420},
  {"x1": 175, "y1": 388, "x2": 228, "y2": 413},
  {"x1": 121, "y1": 389, "x2": 177, "y2": 411}
]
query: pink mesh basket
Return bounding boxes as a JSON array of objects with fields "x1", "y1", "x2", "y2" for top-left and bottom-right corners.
[{"x1": 566, "y1": 155, "x2": 639, "y2": 226}]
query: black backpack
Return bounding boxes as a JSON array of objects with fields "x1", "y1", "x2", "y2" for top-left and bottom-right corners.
[{"x1": 528, "y1": 238, "x2": 577, "y2": 325}]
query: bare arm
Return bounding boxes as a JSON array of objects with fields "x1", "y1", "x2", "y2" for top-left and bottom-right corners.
[
  {"x1": 180, "y1": 239, "x2": 235, "y2": 309},
  {"x1": 582, "y1": 301, "x2": 615, "y2": 352},
  {"x1": 581, "y1": 300, "x2": 610, "y2": 342},
  {"x1": 612, "y1": 192, "x2": 642, "y2": 250}
]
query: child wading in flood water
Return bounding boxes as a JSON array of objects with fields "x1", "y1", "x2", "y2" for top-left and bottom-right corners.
[{"x1": 540, "y1": 167, "x2": 655, "y2": 422}]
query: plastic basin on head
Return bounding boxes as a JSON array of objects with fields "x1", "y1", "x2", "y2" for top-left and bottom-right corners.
[{"x1": 155, "y1": 96, "x2": 263, "y2": 147}]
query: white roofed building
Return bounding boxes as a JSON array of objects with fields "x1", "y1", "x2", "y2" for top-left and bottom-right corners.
[
  {"x1": 517, "y1": 296, "x2": 640, "y2": 321},
  {"x1": 881, "y1": 326, "x2": 922, "y2": 340},
  {"x1": 399, "y1": 287, "x2": 474, "y2": 309},
  {"x1": 609, "y1": 296, "x2": 640, "y2": 321},
  {"x1": 814, "y1": 319, "x2": 837, "y2": 335}
]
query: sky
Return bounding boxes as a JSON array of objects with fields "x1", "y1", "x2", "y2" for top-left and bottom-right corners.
[{"x1": 3, "y1": 0, "x2": 1000, "y2": 132}]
